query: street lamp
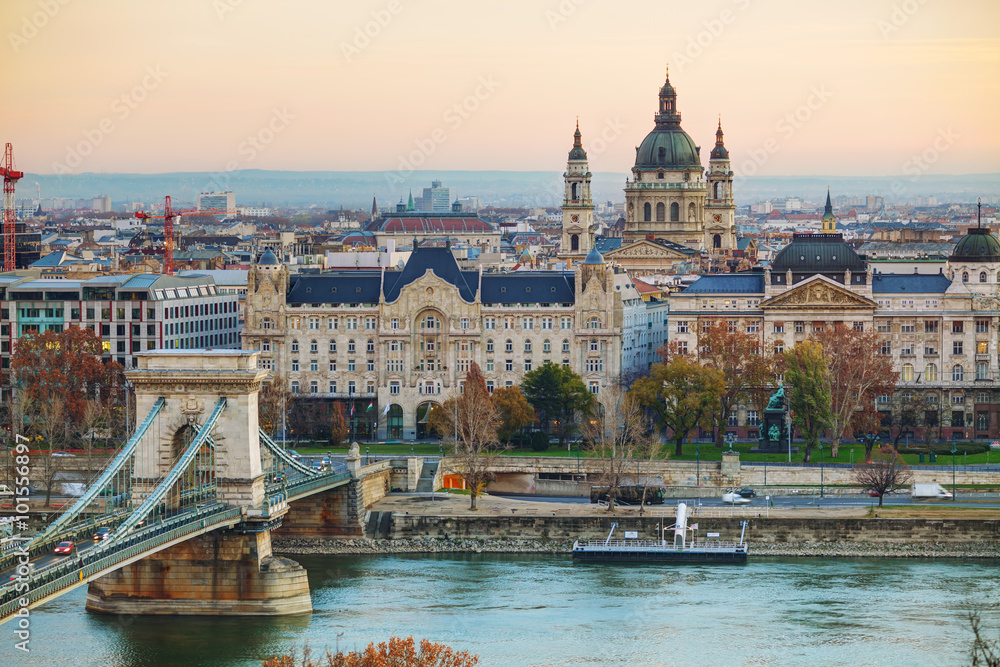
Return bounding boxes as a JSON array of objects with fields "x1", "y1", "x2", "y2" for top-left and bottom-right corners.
[
  {"x1": 818, "y1": 442, "x2": 825, "y2": 499},
  {"x1": 724, "y1": 432, "x2": 737, "y2": 453},
  {"x1": 764, "y1": 452, "x2": 767, "y2": 488},
  {"x1": 951, "y1": 442, "x2": 957, "y2": 501},
  {"x1": 696, "y1": 443, "x2": 700, "y2": 486}
]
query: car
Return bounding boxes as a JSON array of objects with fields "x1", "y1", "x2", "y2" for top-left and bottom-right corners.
[
  {"x1": 311, "y1": 460, "x2": 325, "y2": 471},
  {"x1": 93, "y1": 527, "x2": 112, "y2": 541},
  {"x1": 321, "y1": 456, "x2": 331, "y2": 467},
  {"x1": 287, "y1": 450, "x2": 301, "y2": 459},
  {"x1": 9, "y1": 563, "x2": 35, "y2": 580},
  {"x1": 722, "y1": 492, "x2": 751, "y2": 505},
  {"x1": 54, "y1": 541, "x2": 74, "y2": 555},
  {"x1": 737, "y1": 488, "x2": 756, "y2": 498}
]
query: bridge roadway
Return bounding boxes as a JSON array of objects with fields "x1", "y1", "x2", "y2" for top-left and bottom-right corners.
[
  {"x1": 0, "y1": 465, "x2": 354, "y2": 625},
  {"x1": 494, "y1": 492, "x2": 1000, "y2": 509}
]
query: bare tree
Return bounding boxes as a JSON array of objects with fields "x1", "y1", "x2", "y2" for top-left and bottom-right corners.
[
  {"x1": 428, "y1": 363, "x2": 504, "y2": 510},
  {"x1": 585, "y1": 386, "x2": 652, "y2": 512},
  {"x1": 34, "y1": 394, "x2": 70, "y2": 507},
  {"x1": 852, "y1": 445, "x2": 913, "y2": 507},
  {"x1": 969, "y1": 611, "x2": 1000, "y2": 667}
]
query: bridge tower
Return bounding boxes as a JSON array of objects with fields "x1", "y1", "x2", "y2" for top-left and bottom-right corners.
[{"x1": 86, "y1": 350, "x2": 313, "y2": 616}]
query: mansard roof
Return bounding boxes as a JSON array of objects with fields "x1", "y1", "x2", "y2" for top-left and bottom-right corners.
[
  {"x1": 383, "y1": 246, "x2": 477, "y2": 302},
  {"x1": 871, "y1": 273, "x2": 952, "y2": 294},
  {"x1": 480, "y1": 272, "x2": 575, "y2": 304},
  {"x1": 287, "y1": 273, "x2": 382, "y2": 305},
  {"x1": 681, "y1": 273, "x2": 765, "y2": 294}
]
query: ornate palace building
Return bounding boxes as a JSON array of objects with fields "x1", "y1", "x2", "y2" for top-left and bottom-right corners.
[
  {"x1": 242, "y1": 245, "x2": 647, "y2": 441},
  {"x1": 667, "y1": 224, "x2": 1000, "y2": 441}
]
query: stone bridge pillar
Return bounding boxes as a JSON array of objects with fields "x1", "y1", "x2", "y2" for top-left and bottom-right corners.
[{"x1": 88, "y1": 350, "x2": 311, "y2": 617}]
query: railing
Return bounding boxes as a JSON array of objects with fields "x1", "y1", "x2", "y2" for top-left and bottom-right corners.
[
  {"x1": 0, "y1": 505, "x2": 242, "y2": 623},
  {"x1": 286, "y1": 470, "x2": 351, "y2": 499},
  {"x1": 740, "y1": 461, "x2": 999, "y2": 472},
  {"x1": 260, "y1": 430, "x2": 318, "y2": 477},
  {"x1": 574, "y1": 539, "x2": 746, "y2": 552}
]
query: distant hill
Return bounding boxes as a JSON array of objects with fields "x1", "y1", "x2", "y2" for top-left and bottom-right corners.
[{"x1": 21, "y1": 170, "x2": 1000, "y2": 210}]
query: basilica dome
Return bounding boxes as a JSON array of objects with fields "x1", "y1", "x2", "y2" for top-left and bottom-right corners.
[{"x1": 633, "y1": 70, "x2": 702, "y2": 171}]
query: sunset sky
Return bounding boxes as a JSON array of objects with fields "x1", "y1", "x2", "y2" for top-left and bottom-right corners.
[{"x1": 1, "y1": 0, "x2": 997, "y2": 178}]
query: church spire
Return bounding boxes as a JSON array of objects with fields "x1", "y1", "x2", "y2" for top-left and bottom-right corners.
[
  {"x1": 568, "y1": 118, "x2": 587, "y2": 160},
  {"x1": 406, "y1": 190, "x2": 414, "y2": 211},
  {"x1": 710, "y1": 116, "x2": 729, "y2": 160},
  {"x1": 654, "y1": 64, "x2": 680, "y2": 127},
  {"x1": 821, "y1": 187, "x2": 837, "y2": 233},
  {"x1": 371, "y1": 194, "x2": 378, "y2": 220}
]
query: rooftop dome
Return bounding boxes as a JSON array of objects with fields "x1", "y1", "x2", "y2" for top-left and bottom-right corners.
[
  {"x1": 568, "y1": 121, "x2": 587, "y2": 161},
  {"x1": 633, "y1": 69, "x2": 701, "y2": 171},
  {"x1": 582, "y1": 247, "x2": 605, "y2": 265},
  {"x1": 771, "y1": 233, "x2": 866, "y2": 273},
  {"x1": 951, "y1": 227, "x2": 1000, "y2": 262},
  {"x1": 710, "y1": 119, "x2": 729, "y2": 160},
  {"x1": 258, "y1": 248, "x2": 280, "y2": 265}
]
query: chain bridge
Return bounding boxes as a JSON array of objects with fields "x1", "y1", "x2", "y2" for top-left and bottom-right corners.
[{"x1": 0, "y1": 350, "x2": 389, "y2": 622}]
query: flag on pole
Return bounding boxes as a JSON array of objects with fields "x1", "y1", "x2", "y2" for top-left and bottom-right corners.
[
  {"x1": 350, "y1": 403, "x2": 355, "y2": 416},
  {"x1": 382, "y1": 403, "x2": 390, "y2": 416},
  {"x1": 366, "y1": 402, "x2": 374, "y2": 412}
]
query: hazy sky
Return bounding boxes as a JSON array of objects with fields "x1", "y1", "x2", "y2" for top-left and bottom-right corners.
[{"x1": 2, "y1": 0, "x2": 997, "y2": 178}]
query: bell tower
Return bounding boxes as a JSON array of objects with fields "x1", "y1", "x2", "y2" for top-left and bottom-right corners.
[
  {"x1": 560, "y1": 120, "x2": 594, "y2": 262},
  {"x1": 705, "y1": 118, "x2": 735, "y2": 252}
]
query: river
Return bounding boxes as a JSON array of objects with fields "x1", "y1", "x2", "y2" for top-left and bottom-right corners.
[{"x1": 3, "y1": 554, "x2": 999, "y2": 666}]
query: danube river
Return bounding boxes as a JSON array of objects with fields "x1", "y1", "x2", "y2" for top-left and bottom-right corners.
[{"x1": 4, "y1": 554, "x2": 999, "y2": 666}]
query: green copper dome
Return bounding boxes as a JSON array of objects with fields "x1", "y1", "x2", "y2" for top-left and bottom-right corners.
[
  {"x1": 634, "y1": 128, "x2": 701, "y2": 170},
  {"x1": 952, "y1": 227, "x2": 1000, "y2": 262}
]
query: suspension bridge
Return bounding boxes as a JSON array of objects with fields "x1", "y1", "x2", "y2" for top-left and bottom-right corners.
[{"x1": 0, "y1": 350, "x2": 389, "y2": 623}]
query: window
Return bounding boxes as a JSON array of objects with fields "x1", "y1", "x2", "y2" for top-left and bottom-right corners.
[
  {"x1": 346, "y1": 317, "x2": 358, "y2": 330},
  {"x1": 900, "y1": 323, "x2": 914, "y2": 333},
  {"x1": 391, "y1": 318, "x2": 399, "y2": 330},
  {"x1": 486, "y1": 360, "x2": 494, "y2": 372},
  {"x1": 774, "y1": 344, "x2": 784, "y2": 355},
  {"x1": 291, "y1": 381, "x2": 299, "y2": 394},
  {"x1": 390, "y1": 382, "x2": 400, "y2": 395},
  {"x1": 523, "y1": 317, "x2": 534, "y2": 330},
  {"x1": 953, "y1": 341, "x2": 963, "y2": 356},
  {"x1": 348, "y1": 360, "x2": 356, "y2": 372},
  {"x1": 746, "y1": 322, "x2": 759, "y2": 334},
  {"x1": 560, "y1": 317, "x2": 572, "y2": 330},
  {"x1": 348, "y1": 381, "x2": 356, "y2": 395},
  {"x1": 505, "y1": 339, "x2": 513, "y2": 353},
  {"x1": 794, "y1": 322, "x2": 804, "y2": 333},
  {"x1": 329, "y1": 360, "x2": 338, "y2": 372},
  {"x1": 977, "y1": 362, "x2": 990, "y2": 381},
  {"x1": 291, "y1": 340, "x2": 299, "y2": 353},
  {"x1": 879, "y1": 341, "x2": 891, "y2": 355},
  {"x1": 461, "y1": 317, "x2": 469, "y2": 329},
  {"x1": 310, "y1": 359, "x2": 318, "y2": 372},
  {"x1": 900, "y1": 342, "x2": 913, "y2": 356},
  {"x1": 976, "y1": 320, "x2": 990, "y2": 334},
  {"x1": 486, "y1": 381, "x2": 494, "y2": 394},
  {"x1": 484, "y1": 317, "x2": 496, "y2": 330},
  {"x1": 877, "y1": 394, "x2": 891, "y2": 405},
  {"x1": 365, "y1": 317, "x2": 377, "y2": 330},
  {"x1": 562, "y1": 339, "x2": 570, "y2": 353},
  {"x1": 952, "y1": 365, "x2": 965, "y2": 381},
  {"x1": 289, "y1": 316, "x2": 301, "y2": 330},
  {"x1": 308, "y1": 317, "x2": 319, "y2": 330},
  {"x1": 505, "y1": 359, "x2": 513, "y2": 372},
  {"x1": 676, "y1": 321, "x2": 689, "y2": 334},
  {"x1": 963, "y1": 272, "x2": 969, "y2": 283},
  {"x1": 590, "y1": 340, "x2": 599, "y2": 352},
  {"x1": 588, "y1": 317, "x2": 601, "y2": 329},
  {"x1": 262, "y1": 340, "x2": 271, "y2": 352},
  {"x1": 747, "y1": 411, "x2": 760, "y2": 426},
  {"x1": 978, "y1": 341, "x2": 989, "y2": 355},
  {"x1": 925, "y1": 344, "x2": 938, "y2": 356},
  {"x1": 772, "y1": 323, "x2": 784, "y2": 334},
  {"x1": 877, "y1": 321, "x2": 891, "y2": 333},
  {"x1": 853, "y1": 322, "x2": 865, "y2": 332},
  {"x1": 328, "y1": 318, "x2": 338, "y2": 331},
  {"x1": 925, "y1": 321, "x2": 939, "y2": 333},
  {"x1": 953, "y1": 321, "x2": 964, "y2": 334},
  {"x1": 367, "y1": 339, "x2": 375, "y2": 353},
  {"x1": 347, "y1": 340, "x2": 356, "y2": 353},
  {"x1": 543, "y1": 340, "x2": 551, "y2": 353},
  {"x1": 589, "y1": 382, "x2": 600, "y2": 394},
  {"x1": 586, "y1": 359, "x2": 604, "y2": 372},
  {"x1": 504, "y1": 317, "x2": 515, "y2": 330},
  {"x1": 310, "y1": 381, "x2": 318, "y2": 394},
  {"x1": 367, "y1": 360, "x2": 375, "y2": 372},
  {"x1": 952, "y1": 394, "x2": 965, "y2": 405},
  {"x1": 524, "y1": 359, "x2": 532, "y2": 372},
  {"x1": 524, "y1": 340, "x2": 532, "y2": 353},
  {"x1": 309, "y1": 340, "x2": 318, "y2": 353},
  {"x1": 542, "y1": 317, "x2": 553, "y2": 330},
  {"x1": 925, "y1": 364, "x2": 938, "y2": 381},
  {"x1": 677, "y1": 341, "x2": 688, "y2": 355},
  {"x1": 486, "y1": 339, "x2": 494, "y2": 353},
  {"x1": 902, "y1": 364, "x2": 914, "y2": 382}
]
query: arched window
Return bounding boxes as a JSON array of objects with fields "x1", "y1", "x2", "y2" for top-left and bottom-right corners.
[
  {"x1": 952, "y1": 365, "x2": 964, "y2": 381},
  {"x1": 505, "y1": 339, "x2": 513, "y2": 353},
  {"x1": 670, "y1": 202, "x2": 680, "y2": 222},
  {"x1": 643, "y1": 203, "x2": 651, "y2": 222},
  {"x1": 260, "y1": 317, "x2": 273, "y2": 330},
  {"x1": 571, "y1": 234, "x2": 579, "y2": 251},
  {"x1": 571, "y1": 183, "x2": 579, "y2": 200},
  {"x1": 486, "y1": 339, "x2": 494, "y2": 353},
  {"x1": 543, "y1": 339, "x2": 551, "y2": 353},
  {"x1": 291, "y1": 340, "x2": 299, "y2": 353},
  {"x1": 347, "y1": 339, "x2": 355, "y2": 353},
  {"x1": 713, "y1": 234, "x2": 722, "y2": 249},
  {"x1": 963, "y1": 272, "x2": 969, "y2": 283},
  {"x1": 713, "y1": 182, "x2": 721, "y2": 199},
  {"x1": 656, "y1": 202, "x2": 665, "y2": 222},
  {"x1": 588, "y1": 317, "x2": 601, "y2": 329},
  {"x1": 902, "y1": 364, "x2": 914, "y2": 382},
  {"x1": 524, "y1": 340, "x2": 532, "y2": 353},
  {"x1": 925, "y1": 364, "x2": 938, "y2": 382},
  {"x1": 310, "y1": 340, "x2": 318, "y2": 353},
  {"x1": 981, "y1": 272, "x2": 988, "y2": 283},
  {"x1": 367, "y1": 339, "x2": 375, "y2": 353}
]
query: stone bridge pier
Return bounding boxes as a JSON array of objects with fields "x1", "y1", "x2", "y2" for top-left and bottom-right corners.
[{"x1": 85, "y1": 351, "x2": 312, "y2": 616}]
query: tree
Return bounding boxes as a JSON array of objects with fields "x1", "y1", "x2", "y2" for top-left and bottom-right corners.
[
  {"x1": 813, "y1": 326, "x2": 898, "y2": 458},
  {"x1": 968, "y1": 611, "x2": 1000, "y2": 667},
  {"x1": 887, "y1": 392, "x2": 928, "y2": 448},
  {"x1": 329, "y1": 403, "x2": 348, "y2": 446},
  {"x1": 695, "y1": 318, "x2": 776, "y2": 447},
  {"x1": 491, "y1": 386, "x2": 534, "y2": 443},
  {"x1": 262, "y1": 636, "x2": 480, "y2": 667},
  {"x1": 849, "y1": 408, "x2": 885, "y2": 459},
  {"x1": 853, "y1": 445, "x2": 913, "y2": 507},
  {"x1": 630, "y1": 356, "x2": 725, "y2": 457},
  {"x1": 428, "y1": 363, "x2": 503, "y2": 510},
  {"x1": 783, "y1": 340, "x2": 832, "y2": 463},
  {"x1": 521, "y1": 362, "x2": 595, "y2": 446},
  {"x1": 258, "y1": 375, "x2": 293, "y2": 438},
  {"x1": 11, "y1": 327, "x2": 124, "y2": 431},
  {"x1": 585, "y1": 385, "x2": 654, "y2": 512}
]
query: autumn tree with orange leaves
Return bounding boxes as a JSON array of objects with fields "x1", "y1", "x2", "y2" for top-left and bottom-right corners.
[
  {"x1": 262, "y1": 636, "x2": 479, "y2": 667},
  {"x1": 813, "y1": 325, "x2": 898, "y2": 458},
  {"x1": 692, "y1": 319, "x2": 777, "y2": 447}
]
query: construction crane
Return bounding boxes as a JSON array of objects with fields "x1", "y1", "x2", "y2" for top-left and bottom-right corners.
[
  {"x1": 1, "y1": 143, "x2": 24, "y2": 271},
  {"x1": 135, "y1": 196, "x2": 232, "y2": 275}
]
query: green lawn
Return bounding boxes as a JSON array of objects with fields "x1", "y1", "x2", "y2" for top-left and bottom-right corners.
[{"x1": 278, "y1": 439, "x2": 998, "y2": 467}]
